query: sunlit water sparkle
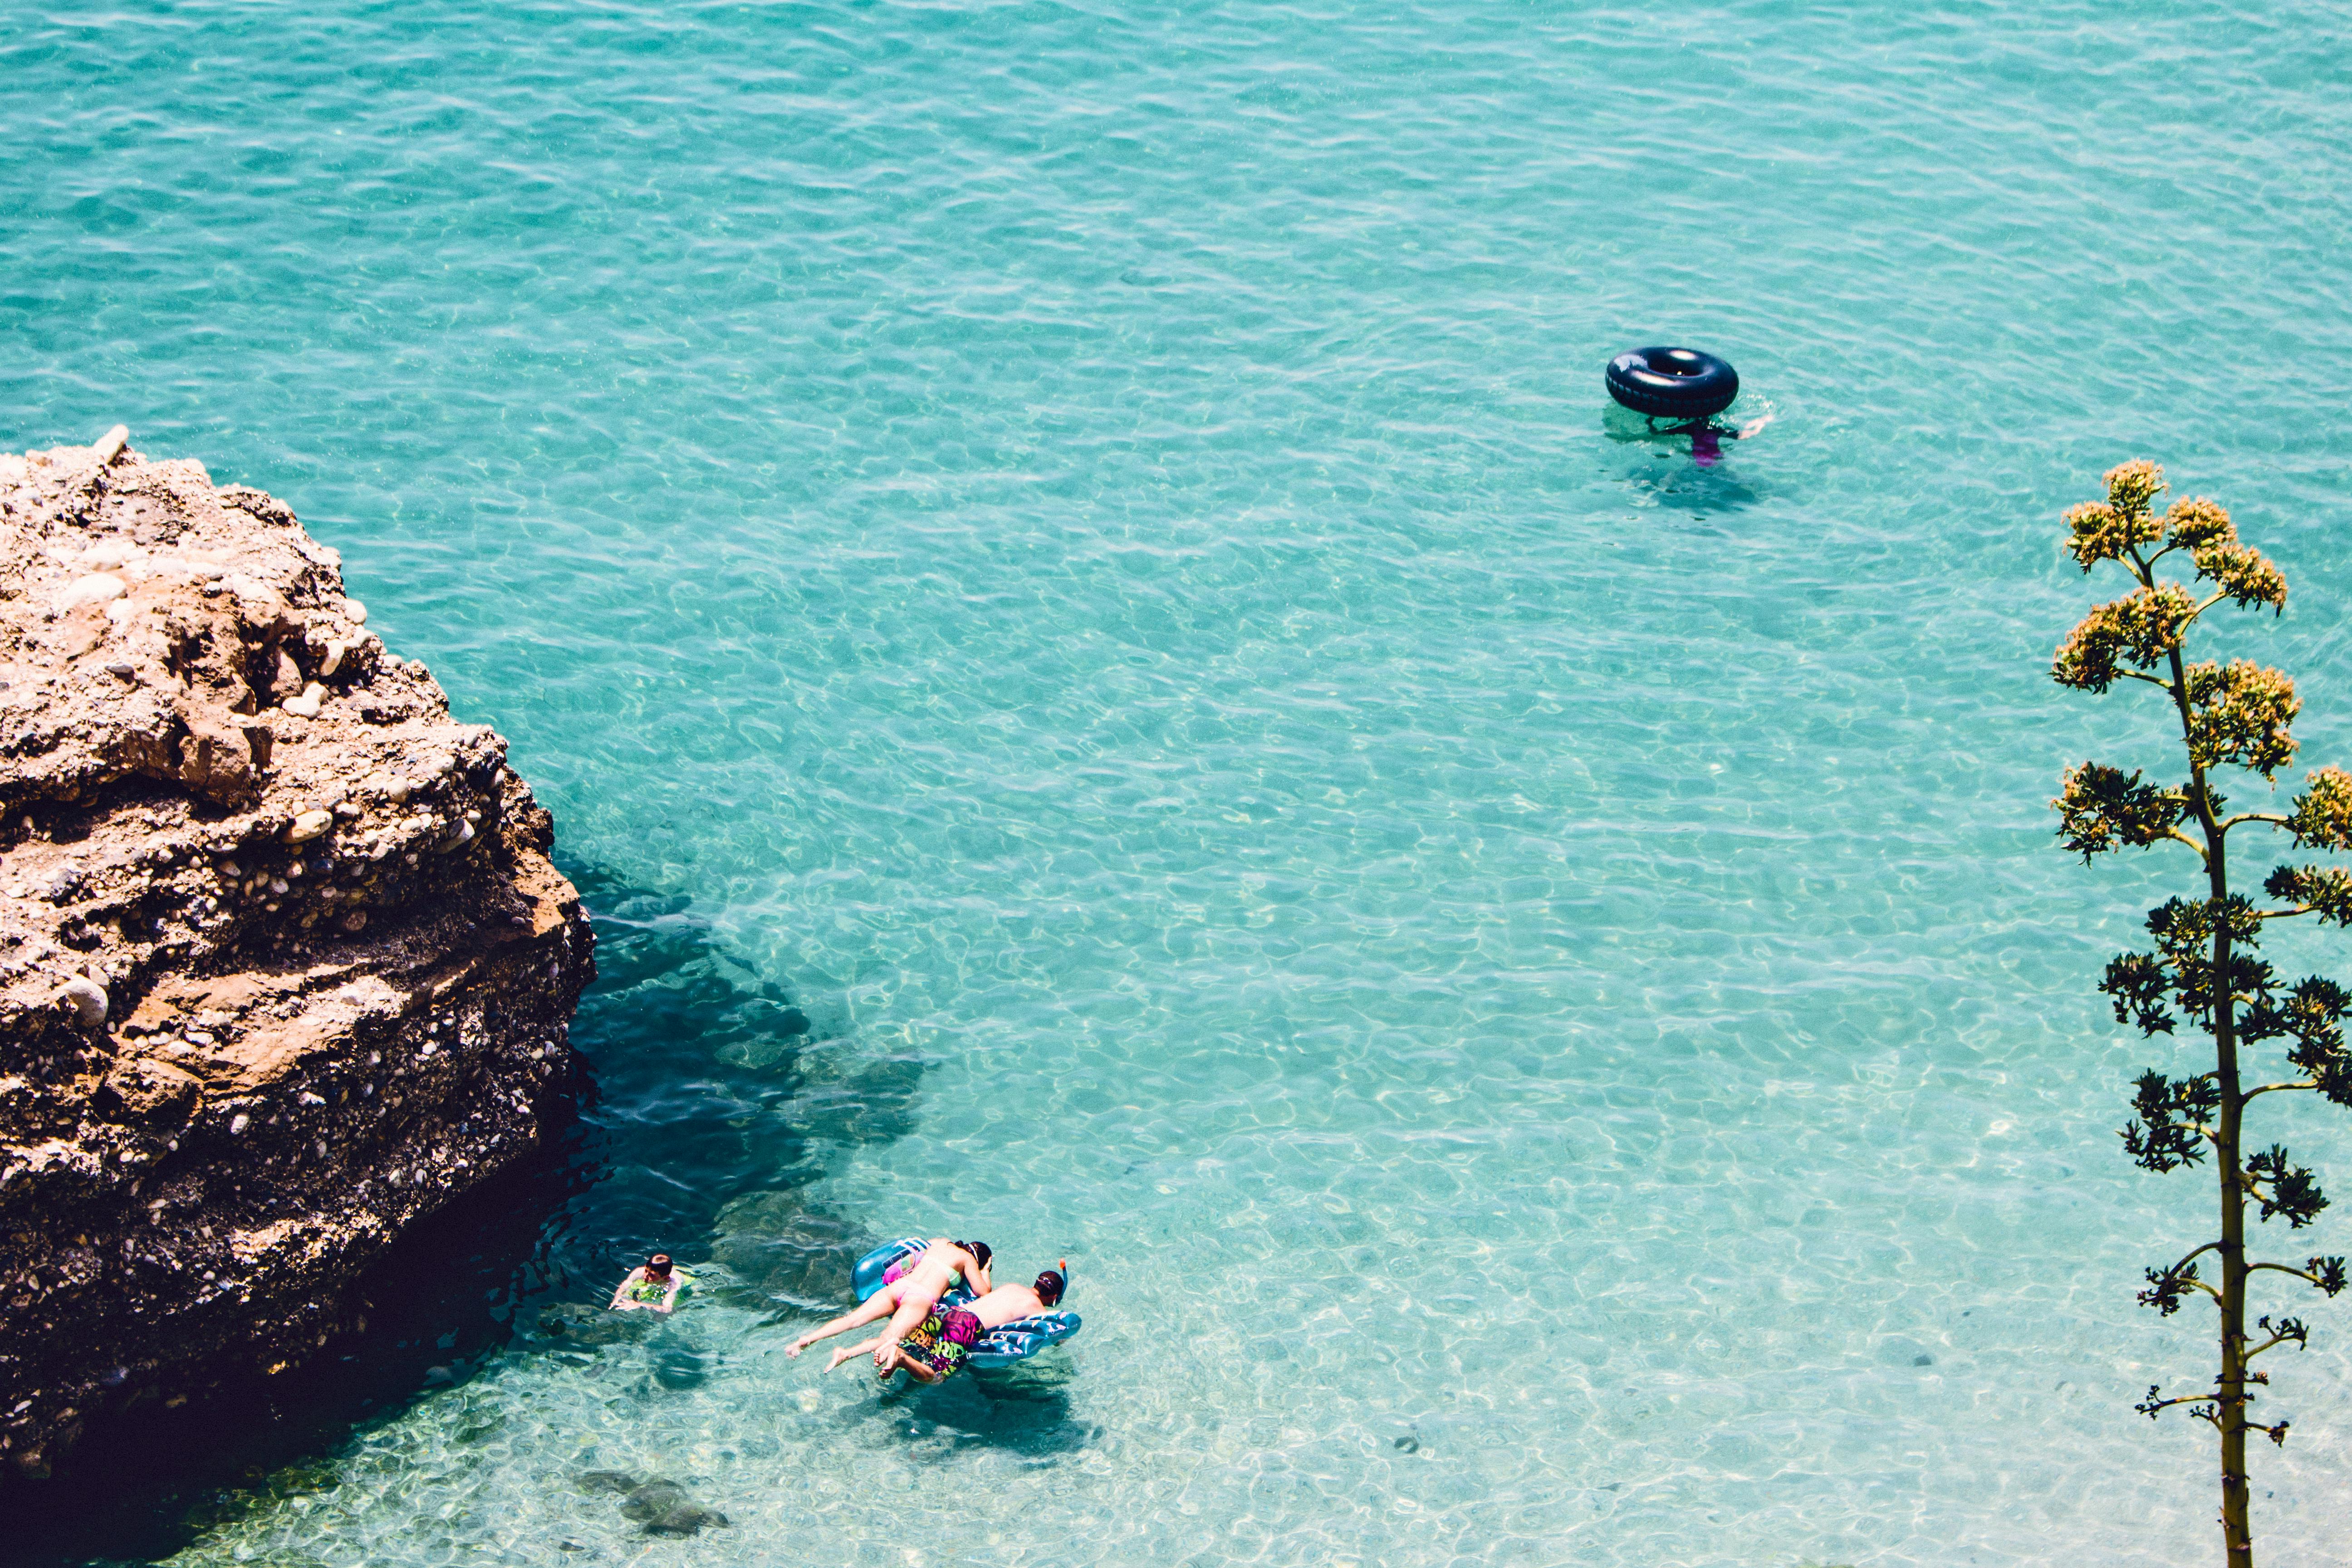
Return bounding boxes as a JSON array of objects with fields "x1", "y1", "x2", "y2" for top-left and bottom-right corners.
[{"x1": 7, "y1": 2, "x2": 2352, "y2": 1564}]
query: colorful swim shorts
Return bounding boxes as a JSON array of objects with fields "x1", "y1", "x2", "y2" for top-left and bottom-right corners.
[{"x1": 897, "y1": 1307, "x2": 981, "y2": 1380}]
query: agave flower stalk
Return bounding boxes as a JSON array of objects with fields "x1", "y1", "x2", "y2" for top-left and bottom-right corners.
[{"x1": 2050, "y1": 461, "x2": 2352, "y2": 1568}]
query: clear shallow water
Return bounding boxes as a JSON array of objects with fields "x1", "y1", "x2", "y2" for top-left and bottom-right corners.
[{"x1": 9, "y1": 2, "x2": 2352, "y2": 1563}]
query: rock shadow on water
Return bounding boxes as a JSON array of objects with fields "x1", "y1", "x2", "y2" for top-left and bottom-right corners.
[
  {"x1": 561, "y1": 862, "x2": 931, "y2": 1313},
  {"x1": 0, "y1": 861, "x2": 919, "y2": 1568}
]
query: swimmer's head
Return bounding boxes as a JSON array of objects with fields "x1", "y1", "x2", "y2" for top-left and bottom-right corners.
[
  {"x1": 956, "y1": 1240, "x2": 993, "y2": 1270},
  {"x1": 1035, "y1": 1268, "x2": 1067, "y2": 1307},
  {"x1": 646, "y1": 1254, "x2": 673, "y2": 1279}
]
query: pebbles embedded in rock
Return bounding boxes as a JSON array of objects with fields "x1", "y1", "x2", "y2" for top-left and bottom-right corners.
[
  {"x1": 58, "y1": 573, "x2": 126, "y2": 609},
  {"x1": 282, "y1": 682, "x2": 325, "y2": 719},
  {"x1": 363, "y1": 772, "x2": 413, "y2": 803},
  {"x1": 345, "y1": 599, "x2": 368, "y2": 624},
  {"x1": 319, "y1": 639, "x2": 347, "y2": 676},
  {"x1": 59, "y1": 975, "x2": 108, "y2": 1027},
  {"x1": 104, "y1": 661, "x2": 137, "y2": 681},
  {"x1": 285, "y1": 810, "x2": 333, "y2": 843},
  {"x1": 340, "y1": 908, "x2": 368, "y2": 933}
]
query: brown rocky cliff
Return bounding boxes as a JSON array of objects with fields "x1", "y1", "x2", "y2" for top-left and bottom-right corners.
[{"x1": 0, "y1": 429, "x2": 593, "y2": 1481}]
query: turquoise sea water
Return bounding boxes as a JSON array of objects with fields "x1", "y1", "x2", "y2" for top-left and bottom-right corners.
[{"x1": 10, "y1": 2, "x2": 2352, "y2": 1563}]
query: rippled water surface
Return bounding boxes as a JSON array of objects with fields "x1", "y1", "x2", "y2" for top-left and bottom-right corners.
[{"x1": 9, "y1": 3, "x2": 2352, "y2": 1564}]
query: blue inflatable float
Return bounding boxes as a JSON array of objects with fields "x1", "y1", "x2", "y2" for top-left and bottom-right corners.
[{"x1": 851, "y1": 1238, "x2": 1082, "y2": 1370}]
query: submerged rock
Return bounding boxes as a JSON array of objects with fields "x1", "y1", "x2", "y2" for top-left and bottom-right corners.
[
  {"x1": 0, "y1": 431, "x2": 594, "y2": 1483},
  {"x1": 620, "y1": 1477, "x2": 730, "y2": 1536},
  {"x1": 579, "y1": 1471, "x2": 731, "y2": 1536}
]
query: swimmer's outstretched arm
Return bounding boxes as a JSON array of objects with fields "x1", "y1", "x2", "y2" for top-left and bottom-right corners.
[{"x1": 608, "y1": 1269, "x2": 643, "y2": 1311}]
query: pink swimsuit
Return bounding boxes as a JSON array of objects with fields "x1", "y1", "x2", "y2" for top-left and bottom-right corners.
[{"x1": 882, "y1": 1257, "x2": 961, "y2": 1292}]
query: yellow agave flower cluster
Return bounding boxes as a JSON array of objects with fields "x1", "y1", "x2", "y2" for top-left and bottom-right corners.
[{"x1": 2054, "y1": 462, "x2": 2297, "y2": 780}]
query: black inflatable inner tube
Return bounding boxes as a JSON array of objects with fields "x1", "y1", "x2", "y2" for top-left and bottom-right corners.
[{"x1": 1606, "y1": 346, "x2": 1739, "y2": 419}]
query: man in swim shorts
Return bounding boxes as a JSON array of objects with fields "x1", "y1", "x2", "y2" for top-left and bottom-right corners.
[
  {"x1": 787, "y1": 1238, "x2": 992, "y2": 1360},
  {"x1": 879, "y1": 1303, "x2": 985, "y2": 1384},
  {"x1": 824, "y1": 1260, "x2": 1068, "y2": 1382}
]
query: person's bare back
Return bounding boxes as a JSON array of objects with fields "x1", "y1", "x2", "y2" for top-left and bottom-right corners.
[{"x1": 967, "y1": 1260, "x2": 1068, "y2": 1329}]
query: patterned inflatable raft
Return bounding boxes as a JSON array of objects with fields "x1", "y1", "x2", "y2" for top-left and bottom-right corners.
[{"x1": 851, "y1": 1237, "x2": 1082, "y2": 1369}]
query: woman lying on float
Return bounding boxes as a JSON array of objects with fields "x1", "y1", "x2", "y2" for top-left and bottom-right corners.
[
  {"x1": 829, "y1": 1263, "x2": 1070, "y2": 1384},
  {"x1": 786, "y1": 1237, "x2": 992, "y2": 1360}
]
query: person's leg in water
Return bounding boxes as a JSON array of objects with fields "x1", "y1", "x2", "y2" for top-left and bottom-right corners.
[
  {"x1": 826, "y1": 1332, "x2": 890, "y2": 1372},
  {"x1": 825, "y1": 1335, "x2": 938, "y2": 1383},
  {"x1": 789, "y1": 1282, "x2": 906, "y2": 1357},
  {"x1": 881, "y1": 1341, "x2": 942, "y2": 1384}
]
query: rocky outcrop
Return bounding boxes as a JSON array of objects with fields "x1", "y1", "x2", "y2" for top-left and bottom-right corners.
[{"x1": 0, "y1": 430, "x2": 593, "y2": 1481}]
